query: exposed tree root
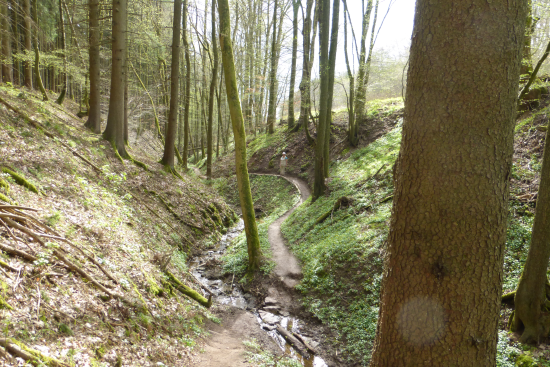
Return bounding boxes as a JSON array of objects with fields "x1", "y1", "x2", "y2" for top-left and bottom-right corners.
[
  {"x1": 0, "y1": 338, "x2": 69, "y2": 367},
  {"x1": 164, "y1": 270, "x2": 212, "y2": 308}
]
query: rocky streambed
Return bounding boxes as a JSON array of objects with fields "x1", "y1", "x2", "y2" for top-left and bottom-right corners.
[{"x1": 190, "y1": 219, "x2": 328, "y2": 367}]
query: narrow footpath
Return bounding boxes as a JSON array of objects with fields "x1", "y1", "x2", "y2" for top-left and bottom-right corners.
[{"x1": 191, "y1": 174, "x2": 313, "y2": 367}]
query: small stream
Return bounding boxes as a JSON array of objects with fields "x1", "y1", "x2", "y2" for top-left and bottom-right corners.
[{"x1": 189, "y1": 219, "x2": 328, "y2": 367}]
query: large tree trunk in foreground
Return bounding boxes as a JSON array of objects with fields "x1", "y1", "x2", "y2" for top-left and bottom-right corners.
[
  {"x1": 218, "y1": 0, "x2": 261, "y2": 274},
  {"x1": 102, "y1": 0, "x2": 129, "y2": 159},
  {"x1": 512, "y1": 123, "x2": 550, "y2": 343},
  {"x1": 369, "y1": 0, "x2": 526, "y2": 365},
  {"x1": 85, "y1": 0, "x2": 101, "y2": 133},
  {"x1": 160, "y1": 0, "x2": 182, "y2": 169}
]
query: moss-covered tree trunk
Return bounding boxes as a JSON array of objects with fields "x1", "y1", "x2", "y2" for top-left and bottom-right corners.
[
  {"x1": 512, "y1": 122, "x2": 550, "y2": 343},
  {"x1": 102, "y1": 0, "x2": 129, "y2": 159},
  {"x1": 218, "y1": 0, "x2": 261, "y2": 274},
  {"x1": 369, "y1": 0, "x2": 526, "y2": 365},
  {"x1": 160, "y1": 0, "x2": 182, "y2": 169}
]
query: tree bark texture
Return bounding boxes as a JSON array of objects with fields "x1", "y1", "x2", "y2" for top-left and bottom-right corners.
[
  {"x1": 102, "y1": 0, "x2": 129, "y2": 158},
  {"x1": 161, "y1": 0, "x2": 182, "y2": 169},
  {"x1": 56, "y1": 0, "x2": 67, "y2": 105},
  {"x1": 512, "y1": 115, "x2": 550, "y2": 343},
  {"x1": 2, "y1": 2, "x2": 12, "y2": 84},
  {"x1": 218, "y1": 0, "x2": 261, "y2": 274},
  {"x1": 369, "y1": 0, "x2": 526, "y2": 365}
]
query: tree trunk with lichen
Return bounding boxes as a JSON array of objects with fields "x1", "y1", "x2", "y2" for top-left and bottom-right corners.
[
  {"x1": 218, "y1": 0, "x2": 261, "y2": 274},
  {"x1": 369, "y1": 0, "x2": 526, "y2": 365}
]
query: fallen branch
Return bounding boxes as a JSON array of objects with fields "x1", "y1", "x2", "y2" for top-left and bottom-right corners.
[
  {"x1": 276, "y1": 325, "x2": 309, "y2": 357},
  {"x1": 0, "y1": 338, "x2": 69, "y2": 367},
  {"x1": 165, "y1": 270, "x2": 212, "y2": 308},
  {"x1": 0, "y1": 241, "x2": 37, "y2": 262}
]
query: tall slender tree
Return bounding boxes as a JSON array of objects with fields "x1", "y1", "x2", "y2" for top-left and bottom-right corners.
[
  {"x1": 22, "y1": 0, "x2": 32, "y2": 89},
  {"x1": 206, "y1": 0, "x2": 218, "y2": 179},
  {"x1": 182, "y1": 0, "x2": 191, "y2": 170},
  {"x1": 218, "y1": 0, "x2": 262, "y2": 275},
  {"x1": 369, "y1": 0, "x2": 527, "y2": 364},
  {"x1": 287, "y1": 0, "x2": 299, "y2": 130},
  {"x1": 160, "y1": 0, "x2": 182, "y2": 170},
  {"x1": 266, "y1": 0, "x2": 278, "y2": 134},
  {"x1": 85, "y1": 0, "x2": 101, "y2": 133},
  {"x1": 56, "y1": 0, "x2": 67, "y2": 104}
]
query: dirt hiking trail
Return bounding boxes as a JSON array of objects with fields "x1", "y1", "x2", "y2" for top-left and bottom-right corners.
[{"x1": 192, "y1": 174, "x2": 313, "y2": 367}]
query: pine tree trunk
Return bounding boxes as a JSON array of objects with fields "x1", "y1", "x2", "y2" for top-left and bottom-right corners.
[
  {"x1": 160, "y1": 0, "x2": 182, "y2": 169},
  {"x1": 22, "y1": 0, "x2": 32, "y2": 89},
  {"x1": 369, "y1": 0, "x2": 526, "y2": 364},
  {"x1": 2, "y1": 2, "x2": 12, "y2": 84},
  {"x1": 86, "y1": 0, "x2": 100, "y2": 134},
  {"x1": 218, "y1": 0, "x2": 261, "y2": 275},
  {"x1": 32, "y1": 0, "x2": 47, "y2": 101},
  {"x1": 56, "y1": 0, "x2": 67, "y2": 105},
  {"x1": 103, "y1": 0, "x2": 129, "y2": 159}
]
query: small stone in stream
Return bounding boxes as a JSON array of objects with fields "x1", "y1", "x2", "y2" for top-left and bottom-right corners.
[
  {"x1": 243, "y1": 293, "x2": 252, "y2": 299},
  {"x1": 262, "y1": 324, "x2": 277, "y2": 331},
  {"x1": 280, "y1": 310, "x2": 289, "y2": 317},
  {"x1": 247, "y1": 296, "x2": 257, "y2": 309},
  {"x1": 264, "y1": 297, "x2": 278, "y2": 306},
  {"x1": 263, "y1": 306, "x2": 280, "y2": 314},
  {"x1": 259, "y1": 310, "x2": 281, "y2": 325}
]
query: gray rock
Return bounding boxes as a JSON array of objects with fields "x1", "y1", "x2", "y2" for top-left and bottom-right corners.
[
  {"x1": 264, "y1": 296, "x2": 278, "y2": 306},
  {"x1": 259, "y1": 310, "x2": 281, "y2": 325},
  {"x1": 263, "y1": 306, "x2": 280, "y2": 314}
]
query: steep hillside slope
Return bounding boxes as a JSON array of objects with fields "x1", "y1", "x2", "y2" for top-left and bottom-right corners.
[{"x1": 0, "y1": 86, "x2": 239, "y2": 366}]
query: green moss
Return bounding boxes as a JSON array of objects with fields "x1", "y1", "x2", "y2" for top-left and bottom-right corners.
[
  {"x1": 0, "y1": 178, "x2": 9, "y2": 191},
  {"x1": 58, "y1": 323, "x2": 73, "y2": 335},
  {"x1": 1, "y1": 167, "x2": 39, "y2": 194},
  {"x1": 515, "y1": 354, "x2": 536, "y2": 367},
  {"x1": 7, "y1": 338, "x2": 67, "y2": 366},
  {"x1": 0, "y1": 294, "x2": 13, "y2": 310},
  {"x1": 0, "y1": 192, "x2": 12, "y2": 204}
]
